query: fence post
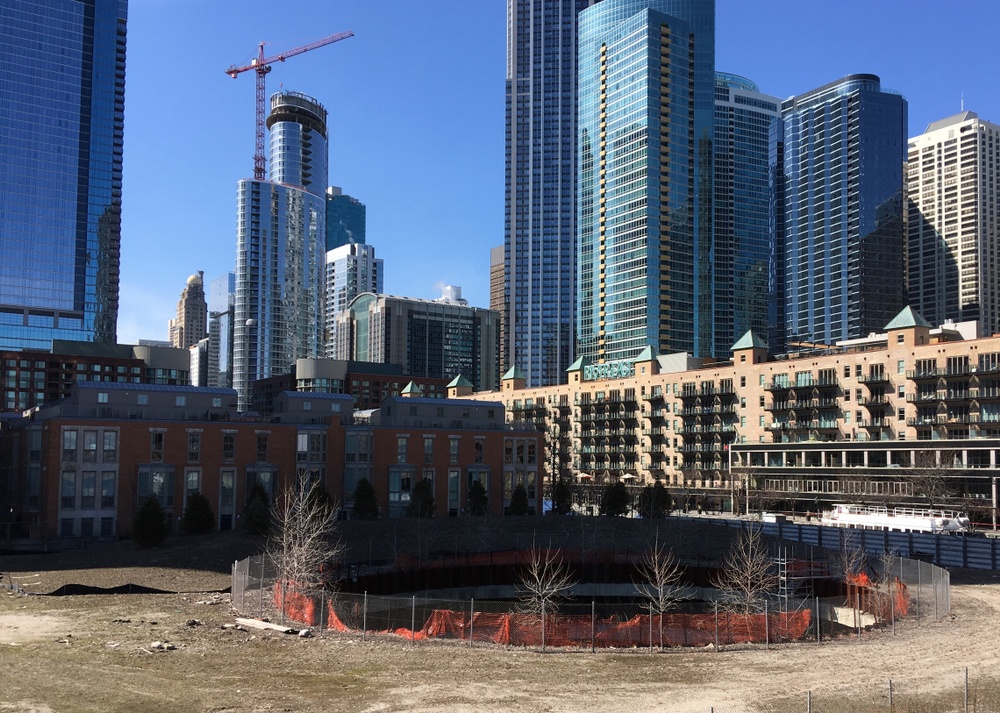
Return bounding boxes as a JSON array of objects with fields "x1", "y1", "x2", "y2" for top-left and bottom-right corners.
[
  {"x1": 807, "y1": 690, "x2": 811, "y2": 713},
  {"x1": 648, "y1": 602, "x2": 653, "y2": 653},
  {"x1": 541, "y1": 599, "x2": 546, "y2": 651},
  {"x1": 259, "y1": 555, "x2": 265, "y2": 619},
  {"x1": 764, "y1": 600, "x2": 769, "y2": 649},
  {"x1": 320, "y1": 590, "x2": 325, "y2": 632},
  {"x1": 888, "y1": 679, "x2": 893, "y2": 713},
  {"x1": 363, "y1": 591, "x2": 367, "y2": 642},
  {"x1": 916, "y1": 562, "x2": 922, "y2": 626},
  {"x1": 590, "y1": 599, "x2": 597, "y2": 653},
  {"x1": 469, "y1": 598, "x2": 474, "y2": 648},
  {"x1": 411, "y1": 595, "x2": 416, "y2": 647},
  {"x1": 815, "y1": 597, "x2": 820, "y2": 643},
  {"x1": 965, "y1": 667, "x2": 969, "y2": 713},
  {"x1": 714, "y1": 601, "x2": 719, "y2": 650},
  {"x1": 890, "y1": 575, "x2": 895, "y2": 636}
]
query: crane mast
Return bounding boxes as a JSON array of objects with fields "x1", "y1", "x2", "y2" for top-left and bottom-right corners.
[{"x1": 226, "y1": 31, "x2": 354, "y2": 180}]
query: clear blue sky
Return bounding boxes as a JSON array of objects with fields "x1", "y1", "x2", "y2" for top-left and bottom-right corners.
[{"x1": 118, "y1": 0, "x2": 1000, "y2": 344}]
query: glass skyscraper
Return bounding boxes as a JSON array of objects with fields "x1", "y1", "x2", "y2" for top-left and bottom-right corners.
[
  {"x1": 0, "y1": 0, "x2": 127, "y2": 350},
  {"x1": 780, "y1": 75, "x2": 907, "y2": 346},
  {"x1": 713, "y1": 73, "x2": 781, "y2": 355},
  {"x1": 325, "y1": 186, "x2": 366, "y2": 251},
  {"x1": 208, "y1": 273, "x2": 235, "y2": 389},
  {"x1": 577, "y1": 0, "x2": 715, "y2": 364},
  {"x1": 324, "y1": 242, "x2": 383, "y2": 358},
  {"x1": 234, "y1": 92, "x2": 327, "y2": 409},
  {"x1": 505, "y1": 0, "x2": 599, "y2": 387}
]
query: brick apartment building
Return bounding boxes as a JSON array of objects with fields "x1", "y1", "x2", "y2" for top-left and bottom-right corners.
[{"x1": 0, "y1": 381, "x2": 541, "y2": 542}]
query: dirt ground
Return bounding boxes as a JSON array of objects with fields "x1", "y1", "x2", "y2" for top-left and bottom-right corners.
[{"x1": 2, "y1": 533, "x2": 999, "y2": 713}]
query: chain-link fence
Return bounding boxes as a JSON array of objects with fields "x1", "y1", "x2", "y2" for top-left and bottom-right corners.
[{"x1": 231, "y1": 547, "x2": 949, "y2": 650}]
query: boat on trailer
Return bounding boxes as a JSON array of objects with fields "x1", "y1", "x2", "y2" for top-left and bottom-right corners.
[{"x1": 821, "y1": 503, "x2": 971, "y2": 534}]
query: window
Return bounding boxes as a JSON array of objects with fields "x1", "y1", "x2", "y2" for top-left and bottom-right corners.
[
  {"x1": 855, "y1": 365, "x2": 862, "y2": 378},
  {"x1": 388, "y1": 465, "x2": 413, "y2": 518},
  {"x1": 61, "y1": 471, "x2": 76, "y2": 509},
  {"x1": 448, "y1": 468, "x2": 461, "y2": 516},
  {"x1": 424, "y1": 436, "x2": 434, "y2": 464},
  {"x1": 740, "y1": 397, "x2": 746, "y2": 409},
  {"x1": 759, "y1": 396, "x2": 765, "y2": 408},
  {"x1": 475, "y1": 440, "x2": 484, "y2": 464},
  {"x1": 101, "y1": 472, "x2": 116, "y2": 508},
  {"x1": 102, "y1": 431, "x2": 117, "y2": 462},
  {"x1": 187, "y1": 433, "x2": 201, "y2": 463},
  {"x1": 256, "y1": 434, "x2": 268, "y2": 462},
  {"x1": 844, "y1": 365, "x2": 851, "y2": 378},
  {"x1": 397, "y1": 436, "x2": 408, "y2": 463},
  {"x1": 150, "y1": 432, "x2": 164, "y2": 463},
  {"x1": 898, "y1": 408, "x2": 905, "y2": 421},
  {"x1": 759, "y1": 415, "x2": 765, "y2": 427},
  {"x1": 185, "y1": 469, "x2": 201, "y2": 501},
  {"x1": 63, "y1": 430, "x2": 77, "y2": 461},
  {"x1": 450, "y1": 436, "x2": 460, "y2": 465},
  {"x1": 740, "y1": 376, "x2": 746, "y2": 387},
  {"x1": 302, "y1": 401, "x2": 312, "y2": 411},
  {"x1": 97, "y1": 391, "x2": 109, "y2": 404},
  {"x1": 759, "y1": 375, "x2": 765, "y2": 386},
  {"x1": 212, "y1": 397, "x2": 222, "y2": 408},
  {"x1": 897, "y1": 359, "x2": 905, "y2": 374},
  {"x1": 175, "y1": 395, "x2": 187, "y2": 407},
  {"x1": 223, "y1": 433, "x2": 235, "y2": 462},
  {"x1": 741, "y1": 416, "x2": 747, "y2": 427},
  {"x1": 897, "y1": 333, "x2": 905, "y2": 344},
  {"x1": 81, "y1": 471, "x2": 96, "y2": 509},
  {"x1": 137, "y1": 393, "x2": 149, "y2": 405},
  {"x1": 138, "y1": 466, "x2": 175, "y2": 508},
  {"x1": 82, "y1": 431, "x2": 98, "y2": 462}
]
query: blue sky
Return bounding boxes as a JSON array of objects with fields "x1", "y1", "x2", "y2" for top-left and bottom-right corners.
[{"x1": 118, "y1": 0, "x2": 1000, "y2": 344}]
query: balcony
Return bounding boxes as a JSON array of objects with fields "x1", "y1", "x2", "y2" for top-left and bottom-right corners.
[
  {"x1": 644, "y1": 389, "x2": 665, "y2": 402},
  {"x1": 858, "y1": 373, "x2": 891, "y2": 385}
]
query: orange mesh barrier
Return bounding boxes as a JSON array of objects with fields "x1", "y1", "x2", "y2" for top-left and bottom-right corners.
[{"x1": 273, "y1": 581, "x2": 317, "y2": 626}]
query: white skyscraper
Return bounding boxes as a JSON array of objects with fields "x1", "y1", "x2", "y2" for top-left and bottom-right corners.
[
  {"x1": 324, "y1": 242, "x2": 383, "y2": 358},
  {"x1": 233, "y1": 92, "x2": 328, "y2": 409},
  {"x1": 908, "y1": 111, "x2": 1000, "y2": 336}
]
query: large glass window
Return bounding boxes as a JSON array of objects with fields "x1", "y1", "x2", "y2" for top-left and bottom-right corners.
[
  {"x1": 101, "y1": 472, "x2": 116, "y2": 508},
  {"x1": 102, "y1": 431, "x2": 117, "y2": 462},
  {"x1": 150, "y1": 432, "x2": 164, "y2": 463},
  {"x1": 80, "y1": 471, "x2": 96, "y2": 509},
  {"x1": 138, "y1": 466, "x2": 175, "y2": 508},
  {"x1": 62, "y1": 430, "x2": 77, "y2": 461},
  {"x1": 82, "y1": 431, "x2": 98, "y2": 462},
  {"x1": 61, "y1": 471, "x2": 76, "y2": 509}
]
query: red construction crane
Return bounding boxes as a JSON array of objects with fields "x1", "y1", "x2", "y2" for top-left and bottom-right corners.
[{"x1": 226, "y1": 31, "x2": 354, "y2": 180}]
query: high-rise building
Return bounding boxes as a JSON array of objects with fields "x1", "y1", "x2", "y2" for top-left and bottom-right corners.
[
  {"x1": 0, "y1": 0, "x2": 127, "y2": 350},
  {"x1": 168, "y1": 272, "x2": 207, "y2": 350},
  {"x1": 233, "y1": 92, "x2": 328, "y2": 409},
  {"x1": 505, "y1": 0, "x2": 600, "y2": 386},
  {"x1": 325, "y1": 186, "x2": 366, "y2": 251},
  {"x1": 324, "y1": 242, "x2": 383, "y2": 357},
  {"x1": 331, "y1": 287, "x2": 501, "y2": 392},
  {"x1": 780, "y1": 75, "x2": 907, "y2": 346},
  {"x1": 577, "y1": 0, "x2": 715, "y2": 364},
  {"x1": 713, "y1": 73, "x2": 782, "y2": 356},
  {"x1": 907, "y1": 111, "x2": 1000, "y2": 336},
  {"x1": 207, "y1": 273, "x2": 235, "y2": 389},
  {"x1": 490, "y1": 244, "x2": 505, "y2": 370}
]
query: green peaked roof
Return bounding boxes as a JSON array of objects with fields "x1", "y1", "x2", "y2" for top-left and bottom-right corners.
[
  {"x1": 885, "y1": 306, "x2": 932, "y2": 330},
  {"x1": 502, "y1": 366, "x2": 526, "y2": 380},
  {"x1": 566, "y1": 356, "x2": 592, "y2": 372},
  {"x1": 447, "y1": 374, "x2": 473, "y2": 388},
  {"x1": 634, "y1": 345, "x2": 659, "y2": 362},
  {"x1": 731, "y1": 330, "x2": 768, "y2": 351},
  {"x1": 401, "y1": 381, "x2": 423, "y2": 394}
]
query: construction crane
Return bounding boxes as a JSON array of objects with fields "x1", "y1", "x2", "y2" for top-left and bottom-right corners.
[{"x1": 226, "y1": 31, "x2": 354, "y2": 180}]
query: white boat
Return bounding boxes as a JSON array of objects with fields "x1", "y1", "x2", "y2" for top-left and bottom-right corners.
[{"x1": 820, "y1": 503, "x2": 971, "y2": 534}]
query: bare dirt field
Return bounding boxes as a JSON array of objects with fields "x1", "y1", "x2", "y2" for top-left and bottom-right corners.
[{"x1": 2, "y1": 532, "x2": 1000, "y2": 713}]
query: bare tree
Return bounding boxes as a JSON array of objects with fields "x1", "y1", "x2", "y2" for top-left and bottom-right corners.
[
  {"x1": 634, "y1": 531, "x2": 686, "y2": 648},
  {"x1": 830, "y1": 529, "x2": 868, "y2": 583},
  {"x1": 908, "y1": 449, "x2": 958, "y2": 509},
  {"x1": 710, "y1": 526, "x2": 778, "y2": 615},
  {"x1": 269, "y1": 472, "x2": 344, "y2": 605},
  {"x1": 517, "y1": 542, "x2": 576, "y2": 616}
]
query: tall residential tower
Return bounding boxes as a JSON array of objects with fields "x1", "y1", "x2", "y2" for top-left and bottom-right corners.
[
  {"x1": 233, "y1": 92, "x2": 328, "y2": 409},
  {"x1": 577, "y1": 0, "x2": 715, "y2": 364},
  {"x1": 712, "y1": 73, "x2": 782, "y2": 355},
  {"x1": 780, "y1": 75, "x2": 907, "y2": 346},
  {"x1": 0, "y1": 0, "x2": 128, "y2": 349},
  {"x1": 907, "y1": 112, "x2": 1000, "y2": 336},
  {"x1": 505, "y1": 0, "x2": 600, "y2": 386}
]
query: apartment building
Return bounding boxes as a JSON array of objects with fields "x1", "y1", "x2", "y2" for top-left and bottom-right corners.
[{"x1": 468, "y1": 307, "x2": 1000, "y2": 513}]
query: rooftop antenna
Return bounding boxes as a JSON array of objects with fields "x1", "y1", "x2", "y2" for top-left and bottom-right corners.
[{"x1": 961, "y1": 91, "x2": 964, "y2": 112}]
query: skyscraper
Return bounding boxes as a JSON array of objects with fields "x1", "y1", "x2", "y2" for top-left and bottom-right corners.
[
  {"x1": 207, "y1": 273, "x2": 235, "y2": 389},
  {"x1": 332, "y1": 289, "x2": 501, "y2": 391},
  {"x1": 907, "y1": 111, "x2": 1000, "y2": 336},
  {"x1": 780, "y1": 75, "x2": 907, "y2": 346},
  {"x1": 713, "y1": 73, "x2": 781, "y2": 355},
  {"x1": 0, "y1": 0, "x2": 127, "y2": 350},
  {"x1": 169, "y1": 272, "x2": 207, "y2": 350},
  {"x1": 325, "y1": 186, "x2": 366, "y2": 251},
  {"x1": 577, "y1": 0, "x2": 715, "y2": 364},
  {"x1": 233, "y1": 92, "x2": 328, "y2": 409},
  {"x1": 324, "y1": 242, "x2": 383, "y2": 358},
  {"x1": 505, "y1": 0, "x2": 599, "y2": 386}
]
